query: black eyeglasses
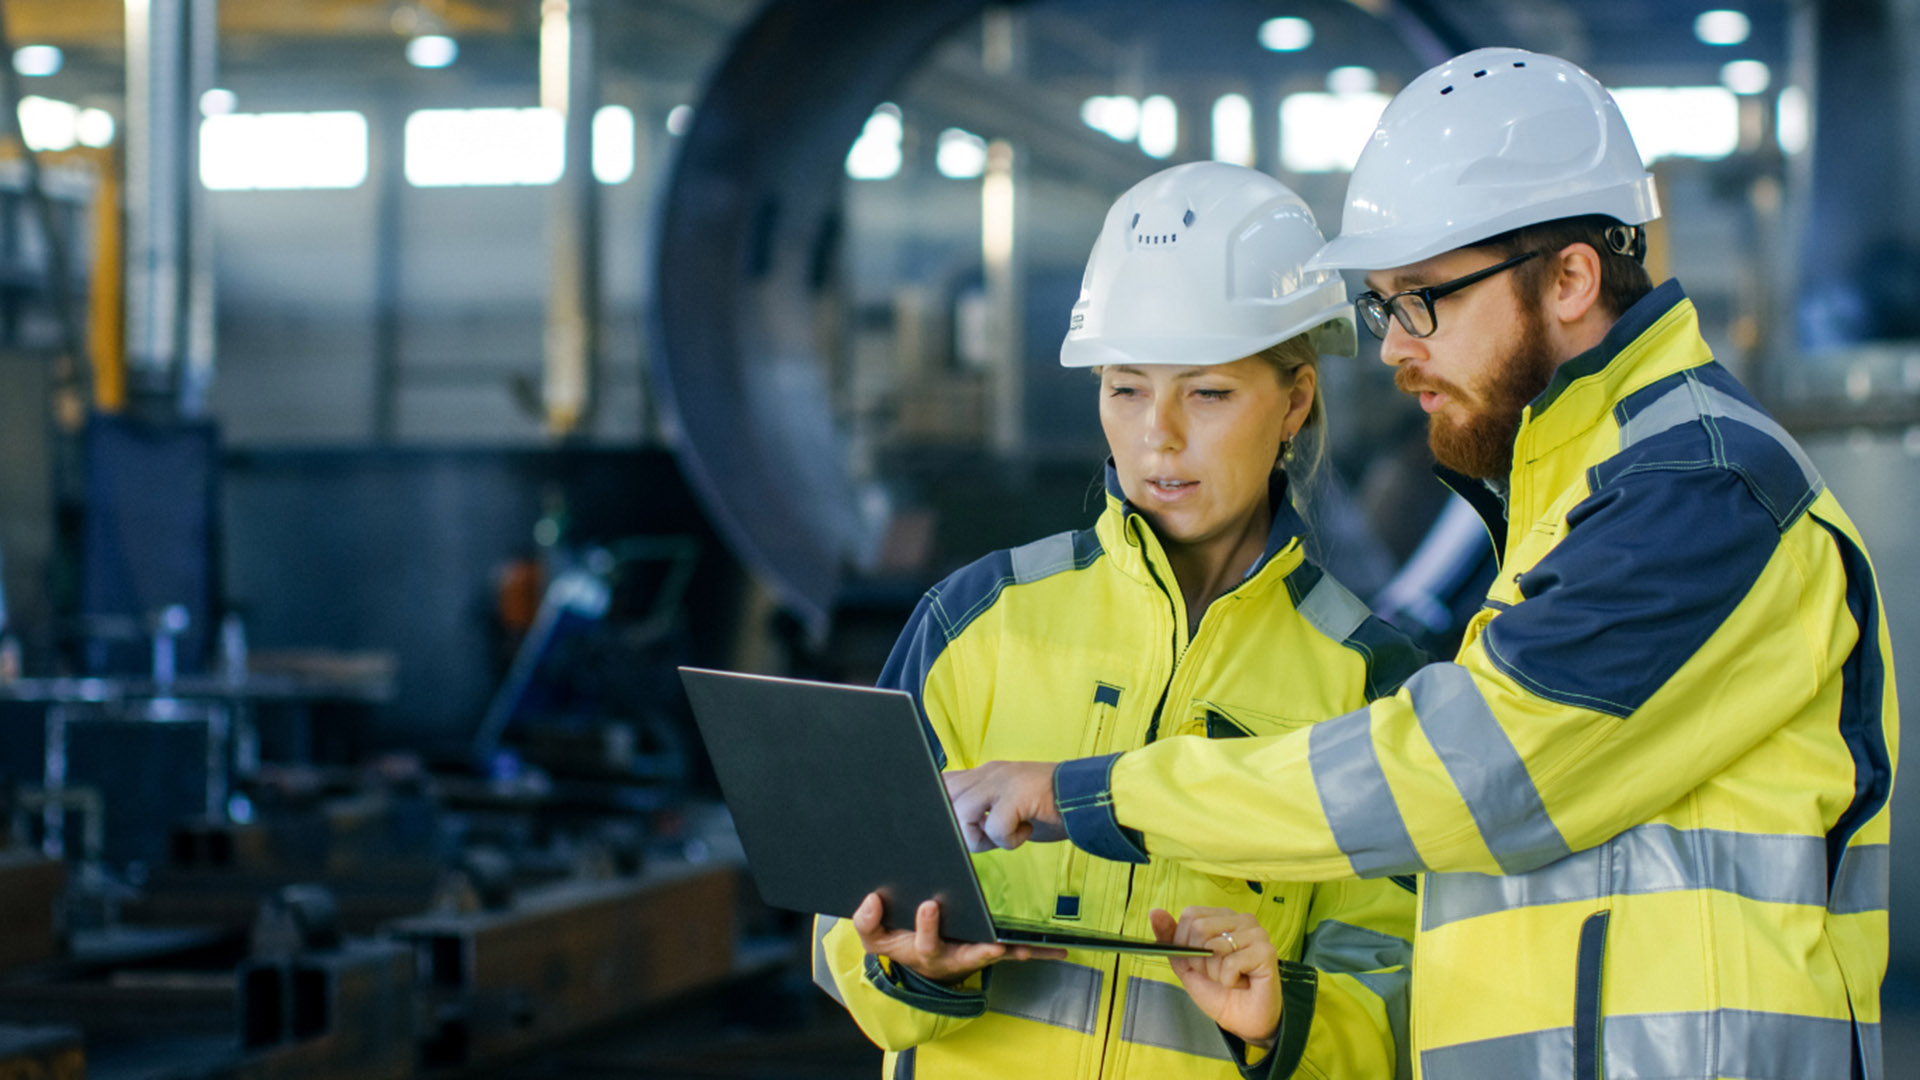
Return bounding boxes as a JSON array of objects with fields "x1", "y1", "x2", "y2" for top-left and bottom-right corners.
[{"x1": 1354, "y1": 250, "x2": 1541, "y2": 339}]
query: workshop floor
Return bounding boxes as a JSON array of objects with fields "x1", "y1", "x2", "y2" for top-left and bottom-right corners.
[{"x1": 488, "y1": 968, "x2": 880, "y2": 1080}]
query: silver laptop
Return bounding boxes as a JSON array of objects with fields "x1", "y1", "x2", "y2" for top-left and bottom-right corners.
[{"x1": 679, "y1": 667, "x2": 1207, "y2": 956}]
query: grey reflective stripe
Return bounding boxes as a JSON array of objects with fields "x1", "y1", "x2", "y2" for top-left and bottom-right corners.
[
  {"x1": 1616, "y1": 383, "x2": 1699, "y2": 451},
  {"x1": 1350, "y1": 969, "x2": 1412, "y2": 1073},
  {"x1": 1010, "y1": 532, "x2": 1077, "y2": 585},
  {"x1": 1860, "y1": 1019, "x2": 1884, "y2": 1080},
  {"x1": 1421, "y1": 1010, "x2": 1854, "y2": 1079},
  {"x1": 985, "y1": 959, "x2": 1102, "y2": 1033},
  {"x1": 1830, "y1": 843, "x2": 1890, "y2": 915},
  {"x1": 1406, "y1": 664, "x2": 1571, "y2": 874},
  {"x1": 1309, "y1": 710, "x2": 1425, "y2": 876},
  {"x1": 1701, "y1": 383, "x2": 1823, "y2": 495},
  {"x1": 1421, "y1": 1026, "x2": 1570, "y2": 1078},
  {"x1": 1423, "y1": 824, "x2": 1832, "y2": 930},
  {"x1": 1619, "y1": 379, "x2": 1824, "y2": 497},
  {"x1": 811, "y1": 916, "x2": 845, "y2": 1006},
  {"x1": 1301, "y1": 919, "x2": 1410, "y2": 974},
  {"x1": 1297, "y1": 571, "x2": 1372, "y2": 645},
  {"x1": 1118, "y1": 977, "x2": 1231, "y2": 1061}
]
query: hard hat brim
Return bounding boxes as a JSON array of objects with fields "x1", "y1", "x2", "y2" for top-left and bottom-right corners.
[{"x1": 1060, "y1": 315, "x2": 1356, "y2": 369}]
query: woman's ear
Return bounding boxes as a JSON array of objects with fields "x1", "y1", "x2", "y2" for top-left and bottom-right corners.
[{"x1": 1285, "y1": 364, "x2": 1318, "y2": 439}]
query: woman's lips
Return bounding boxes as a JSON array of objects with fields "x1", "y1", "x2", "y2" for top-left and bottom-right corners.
[{"x1": 1144, "y1": 478, "x2": 1197, "y2": 501}]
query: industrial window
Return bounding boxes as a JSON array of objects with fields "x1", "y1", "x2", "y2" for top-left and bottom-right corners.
[
  {"x1": 404, "y1": 106, "x2": 636, "y2": 187},
  {"x1": 1611, "y1": 87, "x2": 1739, "y2": 162},
  {"x1": 1279, "y1": 92, "x2": 1389, "y2": 173},
  {"x1": 200, "y1": 111, "x2": 369, "y2": 190}
]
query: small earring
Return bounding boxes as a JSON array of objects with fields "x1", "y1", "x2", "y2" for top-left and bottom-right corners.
[{"x1": 1279, "y1": 438, "x2": 1293, "y2": 460}]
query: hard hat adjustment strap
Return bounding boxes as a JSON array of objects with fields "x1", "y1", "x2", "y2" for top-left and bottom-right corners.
[{"x1": 1603, "y1": 223, "x2": 1647, "y2": 262}]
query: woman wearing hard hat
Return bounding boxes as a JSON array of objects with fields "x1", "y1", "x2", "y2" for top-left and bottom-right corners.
[{"x1": 811, "y1": 161, "x2": 1423, "y2": 1080}]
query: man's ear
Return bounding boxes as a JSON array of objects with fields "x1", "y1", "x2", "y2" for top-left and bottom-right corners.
[{"x1": 1549, "y1": 242, "x2": 1604, "y2": 326}]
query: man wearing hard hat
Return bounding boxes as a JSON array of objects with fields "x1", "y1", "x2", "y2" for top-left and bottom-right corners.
[{"x1": 946, "y1": 48, "x2": 1898, "y2": 1079}]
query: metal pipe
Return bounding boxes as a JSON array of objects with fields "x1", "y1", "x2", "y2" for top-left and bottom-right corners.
[{"x1": 542, "y1": 0, "x2": 600, "y2": 438}]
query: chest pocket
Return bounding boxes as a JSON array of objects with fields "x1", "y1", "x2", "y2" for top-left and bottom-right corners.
[
  {"x1": 1160, "y1": 704, "x2": 1313, "y2": 949},
  {"x1": 1053, "y1": 682, "x2": 1126, "y2": 924}
]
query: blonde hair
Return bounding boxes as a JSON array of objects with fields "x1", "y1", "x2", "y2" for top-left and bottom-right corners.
[{"x1": 1253, "y1": 333, "x2": 1327, "y2": 500}]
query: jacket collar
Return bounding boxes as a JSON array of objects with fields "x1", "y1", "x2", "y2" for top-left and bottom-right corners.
[
  {"x1": 1517, "y1": 278, "x2": 1707, "y2": 463},
  {"x1": 1100, "y1": 459, "x2": 1308, "y2": 585},
  {"x1": 1442, "y1": 279, "x2": 1709, "y2": 556}
]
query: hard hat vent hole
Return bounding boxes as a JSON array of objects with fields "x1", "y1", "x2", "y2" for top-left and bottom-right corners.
[
  {"x1": 1182, "y1": 209, "x2": 1195, "y2": 227},
  {"x1": 1131, "y1": 213, "x2": 1140, "y2": 229},
  {"x1": 1514, "y1": 61, "x2": 1525, "y2": 67},
  {"x1": 1474, "y1": 70, "x2": 1487, "y2": 78},
  {"x1": 1440, "y1": 86, "x2": 1453, "y2": 95}
]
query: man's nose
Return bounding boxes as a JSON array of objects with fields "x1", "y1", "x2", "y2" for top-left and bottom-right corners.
[{"x1": 1378, "y1": 316, "x2": 1425, "y2": 368}]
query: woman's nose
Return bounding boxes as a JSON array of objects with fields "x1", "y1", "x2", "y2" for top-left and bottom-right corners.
[{"x1": 1146, "y1": 398, "x2": 1183, "y2": 450}]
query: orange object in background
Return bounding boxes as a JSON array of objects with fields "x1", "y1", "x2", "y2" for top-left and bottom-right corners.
[{"x1": 495, "y1": 557, "x2": 544, "y2": 641}]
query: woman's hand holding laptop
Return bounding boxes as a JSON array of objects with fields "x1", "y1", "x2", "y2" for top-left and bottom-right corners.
[{"x1": 850, "y1": 892, "x2": 1068, "y2": 985}]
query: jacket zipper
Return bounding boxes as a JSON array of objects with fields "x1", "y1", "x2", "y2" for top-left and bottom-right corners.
[{"x1": 1091, "y1": 523, "x2": 1188, "y2": 1078}]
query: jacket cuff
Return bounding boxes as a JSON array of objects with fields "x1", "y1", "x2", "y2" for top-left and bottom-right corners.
[
  {"x1": 1055, "y1": 753, "x2": 1149, "y2": 864},
  {"x1": 1221, "y1": 960, "x2": 1319, "y2": 1079},
  {"x1": 862, "y1": 953, "x2": 990, "y2": 1018}
]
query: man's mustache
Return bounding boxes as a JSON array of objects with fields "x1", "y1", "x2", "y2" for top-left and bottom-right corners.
[{"x1": 1394, "y1": 368, "x2": 1467, "y2": 401}]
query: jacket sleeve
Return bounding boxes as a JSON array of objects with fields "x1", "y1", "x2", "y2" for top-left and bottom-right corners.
[
  {"x1": 812, "y1": 913, "x2": 991, "y2": 1051},
  {"x1": 1268, "y1": 879, "x2": 1415, "y2": 1080},
  {"x1": 811, "y1": 587, "x2": 994, "y2": 1048},
  {"x1": 1060, "y1": 465, "x2": 1836, "y2": 881}
]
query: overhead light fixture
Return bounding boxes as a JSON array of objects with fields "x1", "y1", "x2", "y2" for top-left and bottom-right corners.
[
  {"x1": 846, "y1": 104, "x2": 903, "y2": 180},
  {"x1": 936, "y1": 128, "x2": 988, "y2": 179},
  {"x1": 1139, "y1": 95, "x2": 1178, "y2": 159},
  {"x1": 1258, "y1": 17, "x2": 1313, "y2": 52},
  {"x1": 1720, "y1": 59, "x2": 1770, "y2": 95},
  {"x1": 13, "y1": 45, "x2": 62, "y2": 78},
  {"x1": 1694, "y1": 10, "x2": 1751, "y2": 46},
  {"x1": 1212, "y1": 93, "x2": 1254, "y2": 167},
  {"x1": 666, "y1": 104, "x2": 694, "y2": 136},
  {"x1": 77, "y1": 107, "x2": 115, "y2": 148},
  {"x1": 1327, "y1": 66, "x2": 1378, "y2": 95},
  {"x1": 200, "y1": 88, "x2": 238, "y2": 117},
  {"x1": 406, "y1": 34, "x2": 458, "y2": 69},
  {"x1": 1081, "y1": 95, "x2": 1142, "y2": 142},
  {"x1": 1775, "y1": 85, "x2": 1809, "y2": 156}
]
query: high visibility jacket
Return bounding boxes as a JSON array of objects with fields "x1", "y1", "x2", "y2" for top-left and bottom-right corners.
[
  {"x1": 814, "y1": 470, "x2": 1425, "y2": 1080},
  {"x1": 1057, "y1": 281, "x2": 1900, "y2": 1080}
]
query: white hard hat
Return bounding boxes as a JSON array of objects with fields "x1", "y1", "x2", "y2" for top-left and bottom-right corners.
[
  {"x1": 1061, "y1": 161, "x2": 1356, "y2": 368},
  {"x1": 1306, "y1": 47, "x2": 1661, "y2": 273}
]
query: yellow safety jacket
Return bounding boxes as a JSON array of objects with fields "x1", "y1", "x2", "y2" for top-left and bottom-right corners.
[
  {"x1": 814, "y1": 471, "x2": 1425, "y2": 1079},
  {"x1": 1058, "y1": 282, "x2": 1899, "y2": 1080}
]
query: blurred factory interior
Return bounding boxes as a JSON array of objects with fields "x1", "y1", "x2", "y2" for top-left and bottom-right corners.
[{"x1": 0, "y1": 0, "x2": 1914, "y2": 1075}]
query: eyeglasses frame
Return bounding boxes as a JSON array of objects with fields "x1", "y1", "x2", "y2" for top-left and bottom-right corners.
[{"x1": 1354, "y1": 249, "x2": 1543, "y2": 340}]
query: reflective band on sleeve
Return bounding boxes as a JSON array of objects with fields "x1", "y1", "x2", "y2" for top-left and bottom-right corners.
[
  {"x1": 1118, "y1": 977, "x2": 1233, "y2": 1061},
  {"x1": 1420, "y1": 1010, "x2": 1856, "y2": 1080},
  {"x1": 985, "y1": 959, "x2": 1103, "y2": 1034},
  {"x1": 1308, "y1": 710, "x2": 1426, "y2": 877},
  {"x1": 1406, "y1": 664, "x2": 1571, "y2": 874},
  {"x1": 1422, "y1": 824, "x2": 1838, "y2": 930},
  {"x1": 1830, "y1": 843, "x2": 1891, "y2": 916},
  {"x1": 811, "y1": 916, "x2": 845, "y2": 1006}
]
